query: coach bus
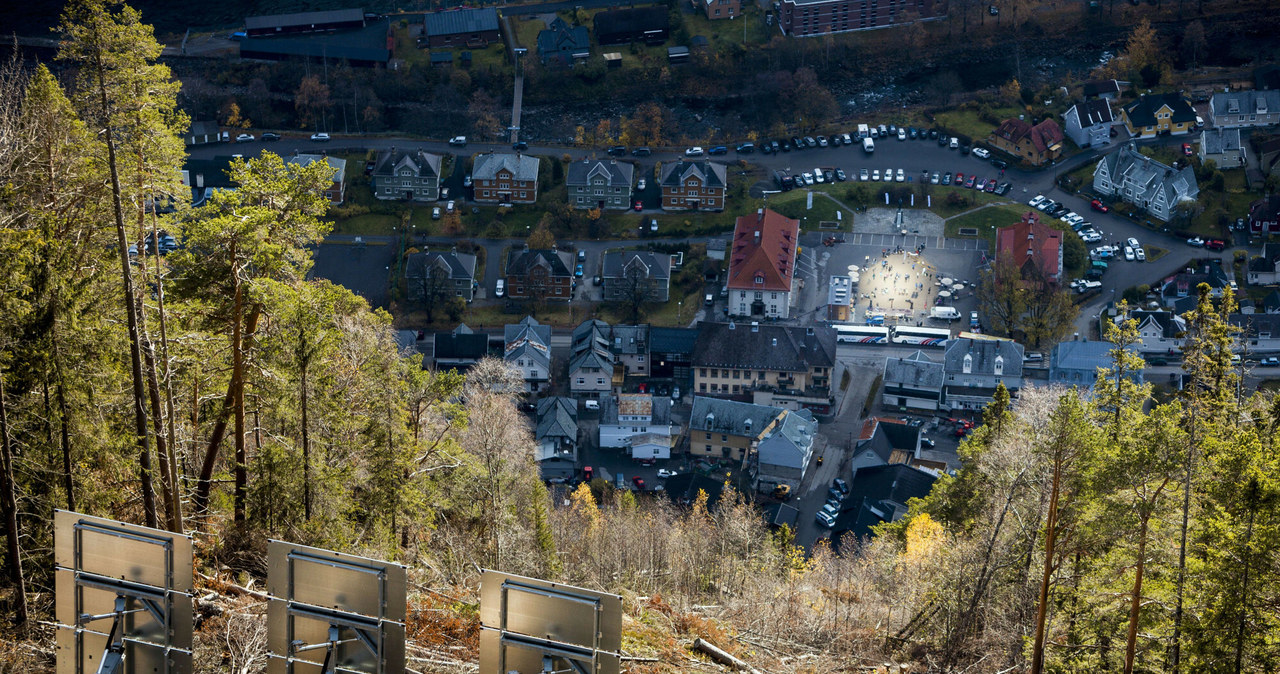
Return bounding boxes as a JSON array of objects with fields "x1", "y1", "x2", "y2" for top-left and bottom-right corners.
[
  {"x1": 836, "y1": 325, "x2": 890, "y2": 344},
  {"x1": 891, "y1": 326, "x2": 952, "y2": 347}
]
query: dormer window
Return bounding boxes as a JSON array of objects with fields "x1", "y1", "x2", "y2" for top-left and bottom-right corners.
[
  {"x1": 963, "y1": 354, "x2": 972, "y2": 374},
  {"x1": 755, "y1": 273, "x2": 764, "y2": 285},
  {"x1": 994, "y1": 355, "x2": 1004, "y2": 375}
]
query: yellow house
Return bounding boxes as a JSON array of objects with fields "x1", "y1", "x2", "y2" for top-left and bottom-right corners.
[
  {"x1": 687, "y1": 397, "x2": 784, "y2": 463},
  {"x1": 1121, "y1": 93, "x2": 1197, "y2": 138}
]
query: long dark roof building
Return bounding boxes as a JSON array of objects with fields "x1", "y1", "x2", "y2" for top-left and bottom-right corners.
[
  {"x1": 593, "y1": 6, "x2": 670, "y2": 45},
  {"x1": 692, "y1": 322, "x2": 836, "y2": 373},
  {"x1": 245, "y1": 9, "x2": 366, "y2": 37}
]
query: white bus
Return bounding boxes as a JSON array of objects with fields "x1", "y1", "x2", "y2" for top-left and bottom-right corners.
[
  {"x1": 892, "y1": 326, "x2": 952, "y2": 347},
  {"x1": 836, "y1": 325, "x2": 890, "y2": 344}
]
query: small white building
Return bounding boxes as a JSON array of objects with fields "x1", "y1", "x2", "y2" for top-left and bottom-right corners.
[{"x1": 598, "y1": 394, "x2": 673, "y2": 451}]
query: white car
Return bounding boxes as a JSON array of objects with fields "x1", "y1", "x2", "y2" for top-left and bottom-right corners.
[
  {"x1": 815, "y1": 511, "x2": 836, "y2": 528},
  {"x1": 897, "y1": 128, "x2": 907, "y2": 140},
  {"x1": 685, "y1": 146, "x2": 704, "y2": 157},
  {"x1": 871, "y1": 169, "x2": 881, "y2": 181},
  {"x1": 813, "y1": 168, "x2": 825, "y2": 184},
  {"x1": 1124, "y1": 245, "x2": 1135, "y2": 261},
  {"x1": 1135, "y1": 247, "x2": 1146, "y2": 261},
  {"x1": 1063, "y1": 213, "x2": 1084, "y2": 226},
  {"x1": 859, "y1": 168, "x2": 869, "y2": 181},
  {"x1": 1188, "y1": 237, "x2": 1205, "y2": 247},
  {"x1": 1127, "y1": 237, "x2": 1140, "y2": 249},
  {"x1": 1078, "y1": 280, "x2": 1102, "y2": 292},
  {"x1": 896, "y1": 168, "x2": 905, "y2": 182},
  {"x1": 235, "y1": 133, "x2": 254, "y2": 142},
  {"x1": 949, "y1": 137, "x2": 960, "y2": 149},
  {"x1": 801, "y1": 172, "x2": 814, "y2": 185},
  {"x1": 310, "y1": 132, "x2": 330, "y2": 142},
  {"x1": 1036, "y1": 199, "x2": 1055, "y2": 212},
  {"x1": 1081, "y1": 231, "x2": 1102, "y2": 243},
  {"x1": 883, "y1": 167, "x2": 893, "y2": 181},
  {"x1": 971, "y1": 147, "x2": 991, "y2": 159},
  {"x1": 446, "y1": 200, "x2": 456, "y2": 212},
  {"x1": 637, "y1": 178, "x2": 646, "y2": 190},
  {"x1": 657, "y1": 469, "x2": 677, "y2": 478},
  {"x1": 1029, "y1": 195, "x2": 1047, "y2": 208}
]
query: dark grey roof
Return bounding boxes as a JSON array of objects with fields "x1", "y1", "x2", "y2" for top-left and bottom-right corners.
[
  {"x1": 423, "y1": 8, "x2": 499, "y2": 36},
  {"x1": 660, "y1": 160, "x2": 727, "y2": 188},
  {"x1": 692, "y1": 322, "x2": 836, "y2": 373},
  {"x1": 1082, "y1": 79, "x2": 1121, "y2": 97},
  {"x1": 1097, "y1": 143, "x2": 1199, "y2": 207},
  {"x1": 762, "y1": 503, "x2": 799, "y2": 528},
  {"x1": 689, "y1": 397, "x2": 783, "y2": 436},
  {"x1": 473, "y1": 152, "x2": 540, "y2": 182},
  {"x1": 245, "y1": 9, "x2": 365, "y2": 31},
  {"x1": 507, "y1": 249, "x2": 572, "y2": 278},
  {"x1": 504, "y1": 316, "x2": 551, "y2": 368},
  {"x1": 1128, "y1": 310, "x2": 1182, "y2": 338},
  {"x1": 373, "y1": 148, "x2": 442, "y2": 179},
  {"x1": 650, "y1": 327, "x2": 698, "y2": 355},
  {"x1": 1072, "y1": 98, "x2": 1114, "y2": 126},
  {"x1": 609, "y1": 325, "x2": 649, "y2": 356},
  {"x1": 405, "y1": 250, "x2": 475, "y2": 282},
  {"x1": 572, "y1": 319, "x2": 611, "y2": 354},
  {"x1": 1212, "y1": 90, "x2": 1280, "y2": 117},
  {"x1": 536, "y1": 397, "x2": 578, "y2": 440},
  {"x1": 566, "y1": 159, "x2": 634, "y2": 188},
  {"x1": 1201, "y1": 128, "x2": 1242, "y2": 156},
  {"x1": 601, "y1": 251, "x2": 671, "y2": 281},
  {"x1": 239, "y1": 22, "x2": 391, "y2": 64},
  {"x1": 188, "y1": 120, "x2": 220, "y2": 137},
  {"x1": 537, "y1": 17, "x2": 590, "y2": 56},
  {"x1": 1228, "y1": 313, "x2": 1280, "y2": 339},
  {"x1": 664, "y1": 473, "x2": 725, "y2": 510},
  {"x1": 183, "y1": 157, "x2": 238, "y2": 189},
  {"x1": 943, "y1": 338, "x2": 1025, "y2": 377},
  {"x1": 883, "y1": 351, "x2": 944, "y2": 389},
  {"x1": 1264, "y1": 290, "x2": 1280, "y2": 313},
  {"x1": 433, "y1": 332, "x2": 488, "y2": 360},
  {"x1": 1124, "y1": 93, "x2": 1196, "y2": 127},
  {"x1": 569, "y1": 344, "x2": 614, "y2": 373},
  {"x1": 289, "y1": 154, "x2": 346, "y2": 183},
  {"x1": 831, "y1": 464, "x2": 937, "y2": 548}
]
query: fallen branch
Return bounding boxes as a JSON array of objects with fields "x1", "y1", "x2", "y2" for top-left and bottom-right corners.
[
  {"x1": 694, "y1": 638, "x2": 762, "y2": 674},
  {"x1": 197, "y1": 571, "x2": 271, "y2": 601},
  {"x1": 620, "y1": 655, "x2": 661, "y2": 662}
]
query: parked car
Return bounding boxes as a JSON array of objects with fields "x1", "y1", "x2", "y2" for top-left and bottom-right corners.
[
  {"x1": 995, "y1": 182, "x2": 1012, "y2": 195},
  {"x1": 859, "y1": 168, "x2": 869, "y2": 181},
  {"x1": 637, "y1": 178, "x2": 646, "y2": 191},
  {"x1": 261, "y1": 132, "x2": 281, "y2": 141},
  {"x1": 1029, "y1": 194, "x2": 1046, "y2": 208},
  {"x1": 432, "y1": 207, "x2": 441, "y2": 219},
  {"x1": 972, "y1": 147, "x2": 991, "y2": 159},
  {"x1": 495, "y1": 279, "x2": 505, "y2": 297},
  {"x1": 1124, "y1": 245, "x2": 1135, "y2": 261},
  {"x1": 931, "y1": 172, "x2": 940, "y2": 184},
  {"x1": 1135, "y1": 247, "x2": 1146, "y2": 261},
  {"x1": 815, "y1": 511, "x2": 836, "y2": 528},
  {"x1": 1262, "y1": 357, "x2": 1280, "y2": 366},
  {"x1": 650, "y1": 218, "x2": 658, "y2": 232},
  {"x1": 632, "y1": 476, "x2": 646, "y2": 490},
  {"x1": 949, "y1": 137, "x2": 960, "y2": 149},
  {"x1": 633, "y1": 200, "x2": 643, "y2": 211},
  {"x1": 1187, "y1": 237, "x2": 1205, "y2": 247},
  {"x1": 235, "y1": 133, "x2": 254, "y2": 142},
  {"x1": 448, "y1": 135, "x2": 466, "y2": 146},
  {"x1": 1206, "y1": 239, "x2": 1226, "y2": 251},
  {"x1": 835, "y1": 168, "x2": 847, "y2": 181},
  {"x1": 512, "y1": 141, "x2": 529, "y2": 151},
  {"x1": 685, "y1": 146, "x2": 704, "y2": 157},
  {"x1": 871, "y1": 169, "x2": 881, "y2": 181},
  {"x1": 463, "y1": 174, "x2": 473, "y2": 188},
  {"x1": 657, "y1": 469, "x2": 678, "y2": 478},
  {"x1": 1090, "y1": 199, "x2": 1109, "y2": 213},
  {"x1": 964, "y1": 175, "x2": 976, "y2": 188},
  {"x1": 897, "y1": 128, "x2": 907, "y2": 141},
  {"x1": 816, "y1": 135, "x2": 829, "y2": 147},
  {"x1": 709, "y1": 145, "x2": 728, "y2": 155},
  {"x1": 632, "y1": 147, "x2": 651, "y2": 156},
  {"x1": 955, "y1": 172, "x2": 966, "y2": 186},
  {"x1": 833, "y1": 478, "x2": 849, "y2": 494},
  {"x1": 990, "y1": 159, "x2": 1008, "y2": 170},
  {"x1": 896, "y1": 168, "x2": 905, "y2": 182},
  {"x1": 1182, "y1": 143, "x2": 1194, "y2": 156},
  {"x1": 736, "y1": 143, "x2": 755, "y2": 153},
  {"x1": 942, "y1": 172, "x2": 952, "y2": 185}
]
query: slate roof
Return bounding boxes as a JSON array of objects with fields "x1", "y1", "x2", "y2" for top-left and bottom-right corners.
[
  {"x1": 566, "y1": 158, "x2": 634, "y2": 188},
  {"x1": 504, "y1": 316, "x2": 551, "y2": 367},
  {"x1": 188, "y1": 120, "x2": 220, "y2": 138},
  {"x1": 692, "y1": 322, "x2": 836, "y2": 373},
  {"x1": 1098, "y1": 143, "x2": 1199, "y2": 205},
  {"x1": 1162, "y1": 259, "x2": 1231, "y2": 298},
  {"x1": 535, "y1": 397, "x2": 578, "y2": 441},
  {"x1": 572, "y1": 319, "x2": 611, "y2": 353},
  {"x1": 762, "y1": 503, "x2": 799, "y2": 528},
  {"x1": 831, "y1": 463, "x2": 937, "y2": 548},
  {"x1": 288, "y1": 154, "x2": 346, "y2": 184},
  {"x1": 1228, "y1": 313, "x2": 1280, "y2": 339},
  {"x1": 1124, "y1": 93, "x2": 1196, "y2": 127},
  {"x1": 1263, "y1": 290, "x2": 1280, "y2": 314},
  {"x1": 1128, "y1": 310, "x2": 1184, "y2": 339},
  {"x1": 727, "y1": 209, "x2": 800, "y2": 293},
  {"x1": 1201, "y1": 128, "x2": 1243, "y2": 156},
  {"x1": 664, "y1": 472, "x2": 725, "y2": 510},
  {"x1": 756, "y1": 409, "x2": 817, "y2": 470},
  {"x1": 1211, "y1": 89, "x2": 1280, "y2": 118},
  {"x1": 883, "y1": 351, "x2": 945, "y2": 390},
  {"x1": 536, "y1": 17, "x2": 590, "y2": 57},
  {"x1": 659, "y1": 160, "x2": 727, "y2": 189},
  {"x1": 433, "y1": 331, "x2": 488, "y2": 361},
  {"x1": 245, "y1": 8, "x2": 365, "y2": 31},
  {"x1": 943, "y1": 338, "x2": 1025, "y2": 377},
  {"x1": 423, "y1": 8, "x2": 499, "y2": 36},
  {"x1": 373, "y1": 148, "x2": 442, "y2": 179},
  {"x1": 608, "y1": 324, "x2": 650, "y2": 356},
  {"x1": 507, "y1": 249, "x2": 572, "y2": 278},
  {"x1": 649, "y1": 327, "x2": 698, "y2": 355},
  {"x1": 569, "y1": 344, "x2": 614, "y2": 374},
  {"x1": 601, "y1": 251, "x2": 671, "y2": 281},
  {"x1": 406, "y1": 250, "x2": 476, "y2": 282},
  {"x1": 1082, "y1": 79, "x2": 1121, "y2": 98},
  {"x1": 1070, "y1": 98, "x2": 1115, "y2": 127},
  {"x1": 689, "y1": 397, "x2": 783, "y2": 436},
  {"x1": 473, "y1": 152, "x2": 540, "y2": 182}
]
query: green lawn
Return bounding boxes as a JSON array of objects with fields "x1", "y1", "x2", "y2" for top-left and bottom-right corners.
[
  {"x1": 931, "y1": 105, "x2": 1024, "y2": 143},
  {"x1": 945, "y1": 203, "x2": 1029, "y2": 249},
  {"x1": 767, "y1": 189, "x2": 855, "y2": 231}
]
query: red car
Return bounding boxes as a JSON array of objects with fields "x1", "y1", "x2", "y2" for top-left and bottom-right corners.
[
  {"x1": 633, "y1": 201, "x2": 643, "y2": 211},
  {"x1": 1090, "y1": 199, "x2": 1109, "y2": 213},
  {"x1": 965, "y1": 175, "x2": 976, "y2": 188},
  {"x1": 632, "y1": 476, "x2": 646, "y2": 490},
  {"x1": 954, "y1": 172, "x2": 965, "y2": 186},
  {"x1": 984, "y1": 179, "x2": 997, "y2": 192},
  {"x1": 1205, "y1": 239, "x2": 1226, "y2": 251},
  {"x1": 1182, "y1": 143, "x2": 1193, "y2": 156}
]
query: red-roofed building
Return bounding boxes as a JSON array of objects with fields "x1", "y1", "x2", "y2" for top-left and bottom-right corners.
[
  {"x1": 727, "y1": 208, "x2": 800, "y2": 318},
  {"x1": 988, "y1": 118, "x2": 1065, "y2": 166},
  {"x1": 995, "y1": 212, "x2": 1063, "y2": 283}
]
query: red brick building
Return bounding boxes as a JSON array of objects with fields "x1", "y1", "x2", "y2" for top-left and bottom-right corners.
[
  {"x1": 995, "y1": 212, "x2": 1063, "y2": 283},
  {"x1": 659, "y1": 160, "x2": 727, "y2": 212}
]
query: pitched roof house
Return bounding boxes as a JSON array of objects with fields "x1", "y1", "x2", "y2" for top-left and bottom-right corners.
[
  {"x1": 1062, "y1": 99, "x2": 1116, "y2": 148},
  {"x1": 849, "y1": 417, "x2": 922, "y2": 477},
  {"x1": 830, "y1": 464, "x2": 937, "y2": 549},
  {"x1": 1121, "y1": 93, "x2": 1197, "y2": 138},
  {"x1": 431, "y1": 325, "x2": 488, "y2": 372},
  {"x1": 659, "y1": 160, "x2": 727, "y2": 212},
  {"x1": 692, "y1": 322, "x2": 837, "y2": 411},
  {"x1": 472, "y1": 152, "x2": 541, "y2": 205},
  {"x1": 1093, "y1": 143, "x2": 1199, "y2": 222},
  {"x1": 599, "y1": 394, "x2": 673, "y2": 457},
  {"x1": 535, "y1": 396, "x2": 578, "y2": 480},
  {"x1": 601, "y1": 251, "x2": 671, "y2": 303},
  {"x1": 1125, "y1": 310, "x2": 1187, "y2": 355},
  {"x1": 882, "y1": 351, "x2": 945, "y2": 411},
  {"x1": 1209, "y1": 89, "x2": 1280, "y2": 129},
  {"x1": 1248, "y1": 195, "x2": 1280, "y2": 234},
  {"x1": 1048, "y1": 337, "x2": 1143, "y2": 389},
  {"x1": 726, "y1": 209, "x2": 800, "y2": 319},
  {"x1": 405, "y1": 249, "x2": 477, "y2": 302},
  {"x1": 422, "y1": 8, "x2": 501, "y2": 48},
  {"x1": 536, "y1": 17, "x2": 590, "y2": 64},
  {"x1": 504, "y1": 316, "x2": 552, "y2": 392},
  {"x1": 566, "y1": 159, "x2": 634, "y2": 210},
  {"x1": 505, "y1": 248, "x2": 574, "y2": 301},
  {"x1": 987, "y1": 118, "x2": 1064, "y2": 166},
  {"x1": 942, "y1": 338, "x2": 1025, "y2": 411},
  {"x1": 287, "y1": 153, "x2": 347, "y2": 204},
  {"x1": 371, "y1": 148, "x2": 442, "y2": 202},
  {"x1": 995, "y1": 211, "x2": 1063, "y2": 282},
  {"x1": 1199, "y1": 127, "x2": 1245, "y2": 167},
  {"x1": 185, "y1": 120, "x2": 221, "y2": 146},
  {"x1": 569, "y1": 319, "x2": 617, "y2": 397},
  {"x1": 688, "y1": 396, "x2": 784, "y2": 463},
  {"x1": 1082, "y1": 79, "x2": 1122, "y2": 100},
  {"x1": 753, "y1": 408, "x2": 817, "y2": 491}
]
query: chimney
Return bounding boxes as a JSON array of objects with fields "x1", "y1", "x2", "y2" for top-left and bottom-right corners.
[
  {"x1": 754, "y1": 230, "x2": 761, "y2": 245},
  {"x1": 728, "y1": 321, "x2": 736, "y2": 330},
  {"x1": 806, "y1": 327, "x2": 814, "y2": 336},
  {"x1": 757, "y1": 207, "x2": 764, "y2": 222},
  {"x1": 751, "y1": 321, "x2": 759, "y2": 332}
]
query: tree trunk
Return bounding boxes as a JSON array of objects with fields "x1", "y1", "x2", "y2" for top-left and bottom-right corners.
[
  {"x1": 151, "y1": 209, "x2": 183, "y2": 533},
  {"x1": 53, "y1": 337, "x2": 74, "y2": 512},
  {"x1": 193, "y1": 303, "x2": 260, "y2": 518},
  {"x1": 301, "y1": 351, "x2": 311, "y2": 521},
  {"x1": 142, "y1": 335, "x2": 178, "y2": 531},
  {"x1": 0, "y1": 369, "x2": 28, "y2": 626},
  {"x1": 232, "y1": 267, "x2": 247, "y2": 523},
  {"x1": 1171, "y1": 424, "x2": 1196, "y2": 673},
  {"x1": 1234, "y1": 490, "x2": 1257, "y2": 674},
  {"x1": 1123, "y1": 516, "x2": 1150, "y2": 674},
  {"x1": 91, "y1": 44, "x2": 157, "y2": 528},
  {"x1": 1030, "y1": 456, "x2": 1063, "y2": 674}
]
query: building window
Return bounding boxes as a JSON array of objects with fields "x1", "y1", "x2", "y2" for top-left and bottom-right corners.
[
  {"x1": 705, "y1": 432, "x2": 711, "y2": 440},
  {"x1": 721, "y1": 434, "x2": 728, "y2": 442},
  {"x1": 597, "y1": 378, "x2": 604, "y2": 385},
  {"x1": 700, "y1": 368, "x2": 708, "y2": 376},
  {"x1": 576, "y1": 378, "x2": 585, "y2": 385}
]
